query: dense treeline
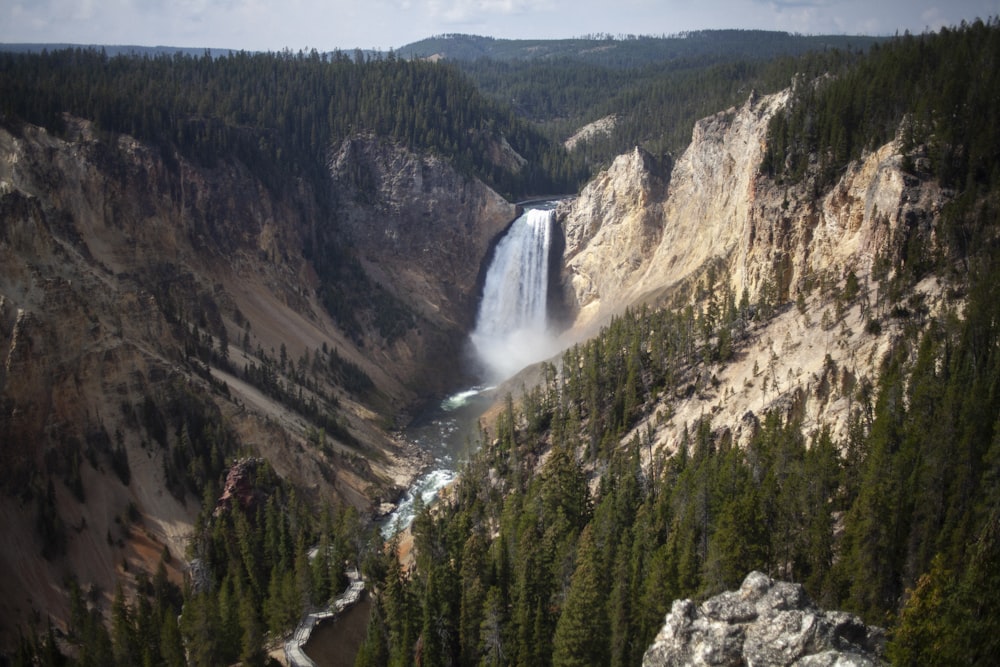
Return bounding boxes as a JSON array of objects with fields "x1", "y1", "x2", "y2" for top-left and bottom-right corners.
[
  {"x1": 402, "y1": 31, "x2": 881, "y2": 172},
  {"x1": 765, "y1": 18, "x2": 1000, "y2": 192},
  {"x1": 454, "y1": 23, "x2": 999, "y2": 183},
  {"x1": 12, "y1": 459, "x2": 369, "y2": 666},
  {"x1": 0, "y1": 47, "x2": 585, "y2": 199},
  {"x1": 357, "y1": 208, "x2": 1000, "y2": 666},
  {"x1": 460, "y1": 44, "x2": 868, "y2": 170},
  {"x1": 399, "y1": 31, "x2": 884, "y2": 69},
  {"x1": 0, "y1": 31, "x2": 890, "y2": 208}
]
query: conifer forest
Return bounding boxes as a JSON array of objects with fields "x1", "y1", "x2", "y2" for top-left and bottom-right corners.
[{"x1": 1, "y1": 20, "x2": 999, "y2": 667}]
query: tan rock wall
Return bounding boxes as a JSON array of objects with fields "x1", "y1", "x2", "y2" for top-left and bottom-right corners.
[{"x1": 554, "y1": 86, "x2": 949, "y2": 457}]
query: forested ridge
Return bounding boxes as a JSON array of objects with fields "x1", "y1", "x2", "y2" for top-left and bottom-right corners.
[
  {"x1": 0, "y1": 47, "x2": 586, "y2": 199},
  {"x1": 451, "y1": 34, "x2": 878, "y2": 170},
  {"x1": 765, "y1": 18, "x2": 1000, "y2": 193},
  {"x1": 398, "y1": 30, "x2": 883, "y2": 68},
  {"x1": 445, "y1": 22, "x2": 997, "y2": 183}
]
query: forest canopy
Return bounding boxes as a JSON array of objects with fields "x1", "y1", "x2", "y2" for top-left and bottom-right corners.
[
  {"x1": 4, "y1": 21, "x2": 1000, "y2": 666},
  {"x1": 0, "y1": 47, "x2": 587, "y2": 199}
]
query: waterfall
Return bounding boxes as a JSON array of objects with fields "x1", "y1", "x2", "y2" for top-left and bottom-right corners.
[
  {"x1": 381, "y1": 206, "x2": 559, "y2": 539},
  {"x1": 471, "y1": 207, "x2": 559, "y2": 381}
]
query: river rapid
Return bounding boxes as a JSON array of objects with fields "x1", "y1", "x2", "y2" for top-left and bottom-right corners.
[{"x1": 380, "y1": 385, "x2": 496, "y2": 538}]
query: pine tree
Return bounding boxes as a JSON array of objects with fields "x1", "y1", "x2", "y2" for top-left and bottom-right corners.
[
  {"x1": 608, "y1": 531, "x2": 636, "y2": 667},
  {"x1": 237, "y1": 576, "x2": 266, "y2": 666},
  {"x1": 355, "y1": 598, "x2": 391, "y2": 667},
  {"x1": 479, "y1": 586, "x2": 508, "y2": 667},
  {"x1": 552, "y1": 525, "x2": 609, "y2": 667},
  {"x1": 111, "y1": 583, "x2": 138, "y2": 666},
  {"x1": 181, "y1": 592, "x2": 222, "y2": 667},
  {"x1": 160, "y1": 609, "x2": 186, "y2": 667},
  {"x1": 458, "y1": 533, "x2": 488, "y2": 665}
]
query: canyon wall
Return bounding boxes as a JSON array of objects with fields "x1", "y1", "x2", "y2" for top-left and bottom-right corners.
[
  {"x1": 0, "y1": 119, "x2": 512, "y2": 642},
  {"x1": 560, "y1": 88, "x2": 943, "y2": 323},
  {"x1": 328, "y1": 135, "x2": 517, "y2": 385},
  {"x1": 556, "y1": 88, "x2": 948, "y2": 453}
]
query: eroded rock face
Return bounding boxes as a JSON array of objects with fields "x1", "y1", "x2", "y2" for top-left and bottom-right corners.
[
  {"x1": 642, "y1": 571, "x2": 886, "y2": 667},
  {"x1": 214, "y1": 458, "x2": 267, "y2": 516},
  {"x1": 558, "y1": 91, "x2": 789, "y2": 331},
  {"x1": 329, "y1": 135, "x2": 517, "y2": 332},
  {"x1": 554, "y1": 85, "x2": 950, "y2": 458},
  {"x1": 557, "y1": 87, "x2": 944, "y2": 332},
  {"x1": 558, "y1": 146, "x2": 669, "y2": 326},
  {"x1": 326, "y1": 135, "x2": 519, "y2": 392},
  {"x1": 2, "y1": 120, "x2": 498, "y2": 642}
]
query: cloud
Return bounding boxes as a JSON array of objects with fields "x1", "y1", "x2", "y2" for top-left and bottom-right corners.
[
  {"x1": 754, "y1": 0, "x2": 839, "y2": 8},
  {"x1": 3, "y1": 0, "x2": 101, "y2": 40},
  {"x1": 425, "y1": 0, "x2": 549, "y2": 24}
]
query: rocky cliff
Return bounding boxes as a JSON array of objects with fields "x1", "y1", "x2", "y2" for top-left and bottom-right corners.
[
  {"x1": 328, "y1": 134, "x2": 517, "y2": 380},
  {"x1": 559, "y1": 91, "x2": 790, "y2": 329},
  {"x1": 550, "y1": 84, "x2": 957, "y2": 666},
  {"x1": 0, "y1": 119, "x2": 511, "y2": 643},
  {"x1": 557, "y1": 87, "x2": 949, "y2": 450},
  {"x1": 643, "y1": 571, "x2": 886, "y2": 666},
  {"x1": 560, "y1": 87, "x2": 943, "y2": 323}
]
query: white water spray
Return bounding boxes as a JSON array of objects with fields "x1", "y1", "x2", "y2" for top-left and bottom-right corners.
[
  {"x1": 382, "y1": 206, "x2": 560, "y2": 538},
  {"x1": 471, "y1": 207, "x2": 560, "y2": 381}
]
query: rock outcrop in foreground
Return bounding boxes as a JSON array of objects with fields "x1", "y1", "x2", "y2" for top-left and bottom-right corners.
[{"x1": 643, "y1": 572, "x2": 885, "y2": 666}]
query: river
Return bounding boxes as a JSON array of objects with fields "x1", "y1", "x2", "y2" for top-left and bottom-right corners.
[
  {"x1": 301, "y1": 594, "x2": 372, "y2": 667},
  {"x1": 381, "y1": 202, "x2": 560, "y2": 538},
  {"x1": 303, "y1": 202, "x2": 559, "y2": 664},
  {"x1": 380, "y1": 386, "x2": 497, "y2": 537},
  {"x1": 302, "y1": 386, "x2": 493, "y2": 666}
]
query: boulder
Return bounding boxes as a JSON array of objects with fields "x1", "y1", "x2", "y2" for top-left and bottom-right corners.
[{"x1": 642, "y1": 571, "x2": 886, "y2": 667}]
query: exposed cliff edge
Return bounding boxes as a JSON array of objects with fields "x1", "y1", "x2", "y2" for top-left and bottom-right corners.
[
  {"x1": 559, "y1": 87, "x2": 942, "y2": 330},
  {"x1": 559, "y1": 91, "x2": 790, "y2": 331},
  {"x1": 559, "y1": 143, "x2": 671, "y2": 332},
  {"x1": 643, "y1": 571, "x2": 886, "y2": 666}
]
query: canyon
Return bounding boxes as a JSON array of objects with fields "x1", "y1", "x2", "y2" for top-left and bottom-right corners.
[
  {"x1": 0, "y1": 76, "x2": 954, "y2": 660},
  {"x1": 0, "y1": 118, "x2": 515, "y2": 646}
]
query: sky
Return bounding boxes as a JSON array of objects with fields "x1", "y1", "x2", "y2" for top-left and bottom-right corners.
[{"x1": 1, "y1": 0, "x2": 996, "y2": 52}]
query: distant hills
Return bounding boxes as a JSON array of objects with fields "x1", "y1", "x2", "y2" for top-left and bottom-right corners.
[
  {"x1": 394, "y1": 30, "x2": 887, "y2": 66},
  {"x1": 2, "y1": 29, "x2": 886, "y2": 66}
]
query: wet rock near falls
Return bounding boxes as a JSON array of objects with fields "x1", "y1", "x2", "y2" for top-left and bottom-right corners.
[{"x1": 642, "y1": 571, "x2": 886, "y2": 667}]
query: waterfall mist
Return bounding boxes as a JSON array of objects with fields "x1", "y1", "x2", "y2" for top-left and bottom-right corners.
[{"x1": 471, "y1": 207, "x2": 561, "y2": 381}]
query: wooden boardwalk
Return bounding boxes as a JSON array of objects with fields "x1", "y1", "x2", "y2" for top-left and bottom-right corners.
[{"x1": 285, "y1": 568, "x2": 365, "y2": 667}]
